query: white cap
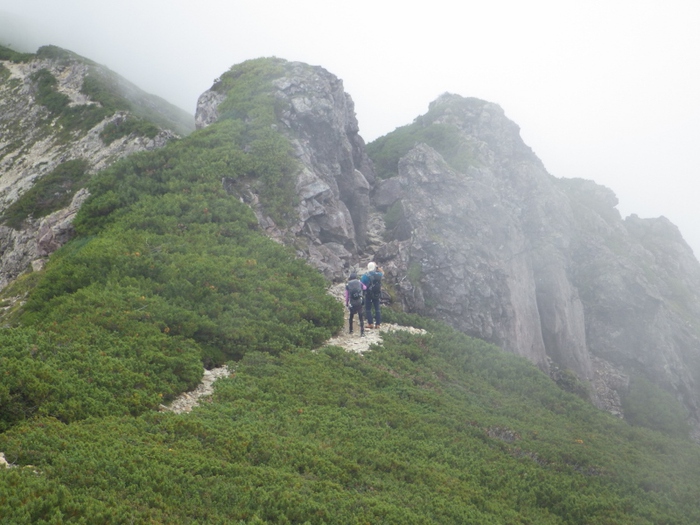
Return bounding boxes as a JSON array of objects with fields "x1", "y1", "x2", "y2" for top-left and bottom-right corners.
[{"x1": 368, "y1": 262, "x2": 376, "y2": 271}]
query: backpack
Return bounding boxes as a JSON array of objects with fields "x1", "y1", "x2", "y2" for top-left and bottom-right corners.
[
  {"x1": 347, "y1": 279, "x2": 364, "y2": 308},
  {"x1": 368, "y1": 271, "x2": 382, "y2": 299}
]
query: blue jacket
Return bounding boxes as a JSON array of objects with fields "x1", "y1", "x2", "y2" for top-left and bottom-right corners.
[{"x1": 361, "y1": 270, "x2": 383, "y2": 294}]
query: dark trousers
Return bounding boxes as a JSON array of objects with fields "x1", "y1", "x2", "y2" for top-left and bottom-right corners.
[
  {"x1": 365, "y1": 295, "x2": 381, "y2": 326},
  {"x1": 349, "y1": 304, "x2": 364, "y2": 333}
]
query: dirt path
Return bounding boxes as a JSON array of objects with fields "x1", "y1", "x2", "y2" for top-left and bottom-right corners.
[
  {"x1": 161, "y1": 282, "x2": 425, "y2": 413},
  {"x1": 159, "y1": 366, "x2": 231, "y2": 414},
  {"x1": 324, "y1": 282, "x2": 426, "y2": 353}
]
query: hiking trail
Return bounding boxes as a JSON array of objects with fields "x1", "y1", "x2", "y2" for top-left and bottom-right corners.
[{"x1": 161, "y1": 281, "x2": 425, "y2": 414}]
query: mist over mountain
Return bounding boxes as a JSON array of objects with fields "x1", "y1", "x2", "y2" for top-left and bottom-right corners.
[
  {"x1": 189, "y1": 57, "x2": 700, "y2": 439},
  {"x1": 2, "y1": 45, "x2": 700, "y2": 523}
]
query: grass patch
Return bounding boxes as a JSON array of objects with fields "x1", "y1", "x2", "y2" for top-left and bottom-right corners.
[
  {"x1": 367, "y1": 98, "x2": 481, "y2": 179},
  {"x1": 99, "y1": 115, "x2": 160, "y2": 145},
  {"x1": 211, "y1": 58, "x2": 299, "y2": 225},
  {"x1": 622, "y1": 375, "x2": 691, "y2": 438}
]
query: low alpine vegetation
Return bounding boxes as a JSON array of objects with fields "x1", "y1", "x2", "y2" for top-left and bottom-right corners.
[
  {"x1": 30, "y1": 68, "x2": 112, "y2": 139},
  {"x1": 2, "y1": 315, "x2": 700, "y2": 523},
  {"x1": 1, "y1": 57, "x2": 699, "y2": 524},
  {"x1": 0, "y1": 43, "x2": 33, "y2": 63},
  {"x1": 367, "y1": 99, "x2": 480, "y2": 180},
  {"x1": 1, "y1": 84, "x2": 344, "y2": 428}
]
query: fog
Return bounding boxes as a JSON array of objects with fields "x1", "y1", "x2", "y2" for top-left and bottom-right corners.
[{"x1": 2, "y1": 0, "x2": 700, "y2": 255}]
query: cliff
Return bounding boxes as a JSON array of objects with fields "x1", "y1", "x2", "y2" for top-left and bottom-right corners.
[{"x1": 368, "y1": 94, "x2": 700, "y2": 437}]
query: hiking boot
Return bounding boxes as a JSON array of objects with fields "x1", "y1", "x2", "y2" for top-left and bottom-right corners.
[
  {"x1": 375, "y1": 324, "x2": 380, "y2": 330},
  {"x1": 360, "y1": 331, "x2": 365, "y2": 337},
  {"x1": 366, "y1": 324, "x2": 374, "y2": 329},
  {"x1": 348, "y1": 329, "x2": 353, "y2": 334}
]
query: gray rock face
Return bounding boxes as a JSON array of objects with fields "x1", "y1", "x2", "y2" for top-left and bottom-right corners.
[
  {"x1": 566, "y1": 185, "x2": 700, "y2": 433},
  {"x1": 370, "y1": 94, "x2": 700, "y2": 436},
  {"x1": 0, "y1": 188, "x2": 90, "y2": 289},
  {"x1": 194, "y1": 90, "x2": 226, "y2": 129},
  {"x1": 0, "y1": 51, "x2": 187, "y2": 289},
  {"x1": 195, "y1": 60, "x2": 375, "y2": 280},
  {"x1": 376, "y1": 142, "x2": 554, "y2": 371}
]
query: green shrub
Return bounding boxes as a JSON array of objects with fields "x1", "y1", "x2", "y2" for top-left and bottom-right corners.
[
  {"x1": 368, "y1": 118, "x2": 478, "y2": 179},
  {"x1": 0, "y1": 272, "x2": 44, "y2": 327},
  {"x1": 81, "y1": 69, "x2": 195, "y2": 137},
  {"x1": 4, "y1": 110, "x2": 341, "y2": 423},
  {"x1": 0, "y1": 44, "x2": 33, "y2": 62},
  {"x1": 213, "y1": 58, "x2": 300, "y2": 224},
  {"x1": 0, "y1": 306, "x2": 203, "y2": 430},
  {"x1": 622, "y1": 375, "x2": 691, "y2": 438},
  {"x1": 80, "y1": 73, "x2": 129, "y2": 111},
  {"x1": 383, "y1": 200, "x2": 411, "y2": 241},
  {"x1": 30, "y1": 68, "x2": 71, "y2": 115},
  {"x1": 99, "y1": 115, "x2": 161, "y2": 145},
  {"x1": 30, "y1": 68, "x2": 111, "y2": 139},
  {"x1": 554, "y1": 368, "x2": 591, "y2": 400},
  {"x1": 2, "y1": 324, "x2": 700, "y2": 523},
  {"x1": 1, "y1": 159, "x2": 90, "y2": 228},
  {"x1": 35, "y1": 45, "x2": 85, "y2": 63},
  {"x1": 407, "y1": 261, "x2": 422, "y2": 285}
]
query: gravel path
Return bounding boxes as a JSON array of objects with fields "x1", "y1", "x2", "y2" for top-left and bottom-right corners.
[
  {"x1": 159, "y1": 366, "x2": 231, "y2": 414},
  {"x1": 160, "y1": 282, "x2": 425, "y2": 414}
]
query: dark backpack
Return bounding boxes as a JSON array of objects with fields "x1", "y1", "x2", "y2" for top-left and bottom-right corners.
[
  {"x1": 368, "y1": 271, "x2": 382, "y2": 299},
  {"x1": 347, "y1": 279, "x2": 364, "y2": 308}
]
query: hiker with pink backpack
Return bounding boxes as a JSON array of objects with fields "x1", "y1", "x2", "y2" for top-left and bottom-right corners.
[{"x1": 345, "y1": 271, "x2": 367, "y2": 337}]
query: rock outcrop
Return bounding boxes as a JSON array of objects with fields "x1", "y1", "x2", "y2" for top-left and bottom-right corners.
[
  {"x1": 194, "y1": 59, "x2": 375, "y2": 280},
  {"x1": 565, "y1": 180, "x2": 700, "y2": 430}
]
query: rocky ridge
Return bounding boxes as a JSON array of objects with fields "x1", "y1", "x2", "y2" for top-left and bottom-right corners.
[
  {"x1": 0, "y1": 48, "x2": 192, "y2": 289},
  {"x1": 195, "y1": 60, "x2": 374, "y2": 282},
  {"x1": 367, "y1": 94, "x2": 700, "y2": 437}
]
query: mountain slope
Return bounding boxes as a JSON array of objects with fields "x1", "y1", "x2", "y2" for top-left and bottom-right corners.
[
  {"x1": 0, "y1": 44, "x2": 194, "y2": 288},
  {"x1": 3, "y1": 316, "x2": 700, "y2": 523},
  {"x1": 1, "y1": 53, "x2": 700, "y2": 523}
]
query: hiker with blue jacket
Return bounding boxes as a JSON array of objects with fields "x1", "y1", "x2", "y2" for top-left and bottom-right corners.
[
  {"x1": 361, "y1": 262, "x2": 383, "y2": 329},
  {"x1": 345, "y1": 272, "x2": 366, "y2": 336}
]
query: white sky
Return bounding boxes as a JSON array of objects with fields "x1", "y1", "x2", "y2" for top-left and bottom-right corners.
[{"x1": 2, "y1": 0, "x2": 700, "y2": 255}]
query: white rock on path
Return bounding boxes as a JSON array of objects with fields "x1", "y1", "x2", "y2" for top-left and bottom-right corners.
[{"x1": 1, "y1": 452, "x2": 12, "y2": 468}]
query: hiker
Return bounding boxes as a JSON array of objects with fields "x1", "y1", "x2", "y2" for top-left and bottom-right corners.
[
  {"x1": 361, "y1": 262, "x2": 383, "y2": 329},
  {"x1": 345, "y1": 272, "x2": 366, "y2": 336}
]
